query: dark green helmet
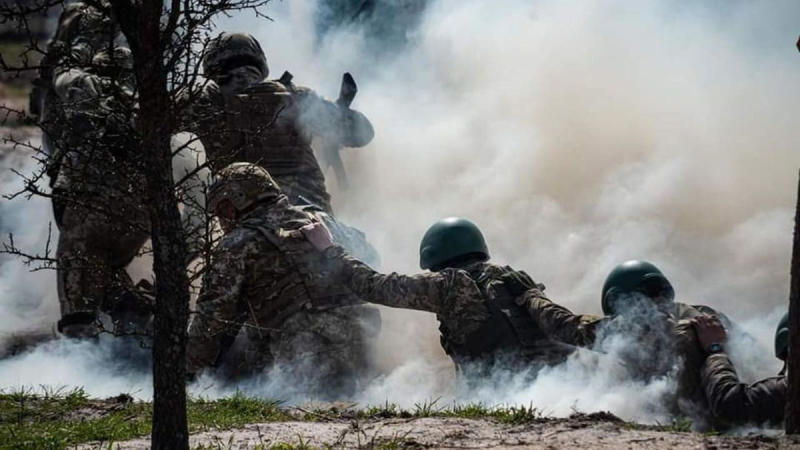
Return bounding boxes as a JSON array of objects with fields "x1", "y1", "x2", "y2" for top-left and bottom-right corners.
[
  {"x1": 419, "y1": 218, "x2": 489, "y2": 271},
  {"x1": 775, "y1": 312, "x2": 789, "y2": 360},
  {"x1": 203, "y1": 32, "x2": 269, "y2": 80},
  {"x1": 601, "y1": 260, "x2": 675, "y2": 316}
]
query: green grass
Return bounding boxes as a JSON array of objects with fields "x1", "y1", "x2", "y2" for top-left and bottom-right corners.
[
  {"x1": 355, "y1": 399, "x2": 544, "y2": 425},
  {"x1": 0, "y1": 389, "x2": 289, "y2": 450},
  {"x1": 0, "y1": 389, "x2": 603, "y2": 449}
]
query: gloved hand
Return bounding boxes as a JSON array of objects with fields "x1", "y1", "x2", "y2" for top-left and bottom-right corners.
[{"x1": 300, "y1": 221, "x2": 335, "y2": 251}]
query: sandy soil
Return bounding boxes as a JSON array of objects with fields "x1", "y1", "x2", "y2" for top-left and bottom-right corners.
[{"x1": 80, "y1": 414, "x2": 800, "y2": 449}]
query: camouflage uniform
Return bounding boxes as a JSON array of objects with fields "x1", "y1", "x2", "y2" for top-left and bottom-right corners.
[
  {"x1": 524, "y1": 295, "x2": 717, "y2": 425},
  {"x1": 186, "y1": 195, "x2": 379, "y2": 395},
  {"x1": 320, "y1": 246, "x2": 576, "y2": 374},
  {"x1": 700, "y1": 354, "x2": 786, "y2": 426},
  {"x1": 33, "y1": 1, "x2": 119, "y2": 157},
  {"x1": 46, "y1": 19, "x2": 151, "y2": 336},
  {"x1": 188, "y1": 33, "x2": 374, "y2": 214}
]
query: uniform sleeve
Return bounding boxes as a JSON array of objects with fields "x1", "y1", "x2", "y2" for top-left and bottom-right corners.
[
  {"x1": 186, "y1": 242, "x2": 247, "y2": 375},
  {"x1": 295, "y1": 89, "x2": 375, "y2": 148},
  {"x1": 53, "y1": 68, "x2": 101, "y2": 103},
  {"x1": 673, "y1": 320, "x2": 709, "y2": 407},
  {"x1": 522, "y1": 293, "x2": 602, "y2": 347},
  {"x1": 323, "y1": 246, "x2": 471, "y2": 315},
  {"x1": 701, "y1": 353, "x2": 787, "y2": 425}
]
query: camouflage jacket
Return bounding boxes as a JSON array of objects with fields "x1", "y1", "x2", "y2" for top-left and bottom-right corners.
[
  {"x1": 701, "y1": 353, "x2": 786, "y2": 426},
  {"x1": 321, "y1": 247, "x2": 575, "y2": 369},
  {"x1": 523, "y1": 296, "x2": 714, "y2": 422},
  {"x1": 186, "y1": 198, "x2": 362, "y2": 375},
  {"x1": 37, "y1": 2, "x2": 118, "y2": 138},
  {"x1": 182, "y1": 73, "x2": 373, "y2": 213}
]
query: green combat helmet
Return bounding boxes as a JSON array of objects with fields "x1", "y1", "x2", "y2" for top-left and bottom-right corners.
[
  {"x1": 775, "y1": 312, "x2": 789, "y2": 361},
  {"x1": 601, "y1": 260, "x2": 675, "y2": 316},
  {"x1": 419, "y1": 217, "x2": 489, "y2": 271},
  {"x1": 203, "y1": 32, "x2": 269, "y2": 80}
]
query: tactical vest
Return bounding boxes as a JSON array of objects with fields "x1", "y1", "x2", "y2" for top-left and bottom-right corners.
[
  {"x1": 220, "y1": 81, "x2": 319, "y2": 174},
  {"x1": 220, "y1": 80, "x2": 331, "y2": 210},
  {"x1": 441, "y1": 264, "x2": 576, "y2": 370},
  {"x1": 242, "y1": 218, "x2": 364, "y2": 330}
]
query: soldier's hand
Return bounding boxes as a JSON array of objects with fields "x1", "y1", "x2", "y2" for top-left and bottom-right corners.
[
  {"x1": 301, "y1": 222, "x2": 335, "y2": 251},
  {"x1": 692, "y1": 314, "x2": 728, "y2": 351}
]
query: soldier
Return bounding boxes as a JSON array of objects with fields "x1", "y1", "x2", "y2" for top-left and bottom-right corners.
[
  {"x1": 523, "y1": 261, "x2": 711, "y2": 347},
  {"x1": 37, "y1": 3, "x2": 153, "y2": 339},
  {"x1": 50, "y1": 42, "x2": 153, "y2": 339},
  {"x1": 32, "y1": 1, "x2": 119, "y2": 158},
  {"x1": 300, "y1": 217, "x2": 577, "y2": 377},
  {"x1": 186, "y1": 163, "x2": 379, "y2": 396},
  {"x1": 522, "y1": 260, "x2": 724, "y2": 426},
  {"x1": 189, "y1": 32, "x2": 374, "y2": 214},
  {"x1": 693, "y1": 312, "x2": 786, "y2": 426}
]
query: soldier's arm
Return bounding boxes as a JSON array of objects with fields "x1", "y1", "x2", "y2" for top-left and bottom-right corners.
[
  {"x1": 701, "y1": 353, "x2": 787, "y2": 425},
  {"x1": 322, "y1": 246, "x2": 468, "y2": 314},
  {"x1": 186, "y1": 242, "x2": 247, "y2": 376},
  {"x1": 53, "y1": 68, "x2": 101, "y2": 103},
  {"x1": 296, "y1": 88, "x2": 375, "y2": 147},
  {"x1": 521, "y1": 293, "x2": 601, "y2": 347}
]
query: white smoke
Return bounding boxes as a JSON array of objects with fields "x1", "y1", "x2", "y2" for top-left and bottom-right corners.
[{"x1": 0, "y1": 0, "x2": 798, "y2": 427}]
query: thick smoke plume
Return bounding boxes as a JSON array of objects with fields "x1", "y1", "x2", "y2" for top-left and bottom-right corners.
[{"x1": 0, "y1": 0, "x2": 799, "y2": 425}]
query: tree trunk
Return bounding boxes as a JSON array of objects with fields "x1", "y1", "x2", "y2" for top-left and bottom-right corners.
[
  {"x1": 114, "y1": 0, "x2": 190, "y2": 447},
  {"x1": 786, "y1": 170, "x2": 800, "y2": 434}
]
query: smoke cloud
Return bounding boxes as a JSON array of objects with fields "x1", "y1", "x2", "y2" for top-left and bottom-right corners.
[{"x1": 0, "y1": 0, "x2": 798, "y2": 427}]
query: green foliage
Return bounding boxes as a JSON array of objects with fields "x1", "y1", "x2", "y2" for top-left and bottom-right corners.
[
  {"x1": 0, "y1": 387, "x2": 151, "y2": 450},
  {"x1": 188, "y1": 391, "x2": 287, "y2": 431},
  {"x1": 654, "y1": 416, "x2": 693, "y2": 433},
  {"x1": 0, "y1": 388, "x2": 288, "y2": 450}
]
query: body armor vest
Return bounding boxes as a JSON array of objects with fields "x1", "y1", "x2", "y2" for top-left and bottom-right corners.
[
  {"x1": 242, "y1": 217, "x2": 364, "y2": 330},
  {"x1": 221, "y1": 82, "x2": 329, "y2": 208},
  {"x1": 441, "y1": 264, "x2": 576, "y2": 370}
]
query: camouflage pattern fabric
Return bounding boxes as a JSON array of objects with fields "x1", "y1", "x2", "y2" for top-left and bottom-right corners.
[
  {"x1": 521, "y1": 294, "x2": 603, "y2": 347},
  {"x1": 186, "y1": 197, "x2": 379, "y2": 395},
  {"x1": 321, "y1": 246, "x2": 490, "y2": 347},
  {"x1": 524, "y1": 295, "x2": 726, "y2": 427},
  {"x1": 35, "y1": 1, "x2": 119, "y2": 155},
  {"x1": 320, "y1": 246, "x2": 575, "y2": 372},
  {"x1": 700, "y1": 353, "x2": 786, "y2": 426},
  {"x1": 185, "y1": 70, "x2": 373, "y2": 214},
  {"x1": 43, "y1": 7, "x2": 150, "y2": 336}
]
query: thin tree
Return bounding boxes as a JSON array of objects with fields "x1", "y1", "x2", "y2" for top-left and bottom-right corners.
[
  {"x1": 1, "y1": 1, "x2": 271, "y2": 448},
  {"x1": 786, "y1": 170, "x2": 800, "y2": 434}
]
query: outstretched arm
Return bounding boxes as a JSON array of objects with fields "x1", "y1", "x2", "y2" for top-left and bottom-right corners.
[
  {"x1": 297, "y1": 89, "x2": 375, "y2": 148},
  {"x1": 521, "y1": 292, "x2": 602, "y2": 347},
  {"x1": 301, "y1": 221, "x2": 479, "y2": 314}
]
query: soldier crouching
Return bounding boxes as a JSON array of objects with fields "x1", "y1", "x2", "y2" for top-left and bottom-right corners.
[{"x1": 186, "y1": 163, "x2": 379, "y2": 398}]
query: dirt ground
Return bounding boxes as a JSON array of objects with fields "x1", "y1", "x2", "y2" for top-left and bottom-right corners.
[{"x1": 81, "y1": 414, "x2": 800, "y2": 450}]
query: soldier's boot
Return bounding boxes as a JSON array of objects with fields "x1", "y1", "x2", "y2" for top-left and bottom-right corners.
[
  {"x1": 108, "y1": 280, "x2": 154, "y2": 337},
  {"x1": 57, "y1": 311, "x2": 100, "y2": 339}
]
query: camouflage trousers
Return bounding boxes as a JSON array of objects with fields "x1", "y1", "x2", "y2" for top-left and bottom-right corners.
[
  {"x1": 54, "y1": 190, "x2": 151, "y2": 336},
  {"x1": 229, "y1": 304, "x2": 381, "y2": 398}
]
